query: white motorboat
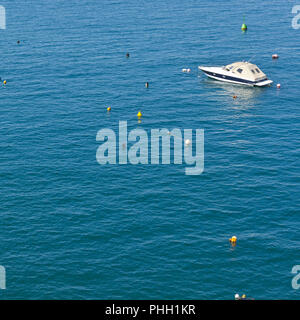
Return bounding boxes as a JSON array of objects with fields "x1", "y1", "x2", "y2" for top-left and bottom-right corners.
[{"x1": 198, "y1": 61, "x2": 273, "y2": 87}]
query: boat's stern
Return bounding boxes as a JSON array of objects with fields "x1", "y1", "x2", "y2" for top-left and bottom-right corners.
[{"x1": 254, "y1": 79, "x2": 273, "y2": 87}]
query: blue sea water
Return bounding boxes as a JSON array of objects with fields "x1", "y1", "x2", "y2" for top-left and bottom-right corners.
[{"x1": 0, "y1": 0, "x2": 300, "y2": 299}]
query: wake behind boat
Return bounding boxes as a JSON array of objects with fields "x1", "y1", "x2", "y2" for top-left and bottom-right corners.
[{"x1": 198, "y1": 61, "x2": 273, "y2": 87}]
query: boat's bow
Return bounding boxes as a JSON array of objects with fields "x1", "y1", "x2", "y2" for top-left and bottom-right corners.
[{"x1": 198, "y1": 66, "x2": 222, "y2": 74}]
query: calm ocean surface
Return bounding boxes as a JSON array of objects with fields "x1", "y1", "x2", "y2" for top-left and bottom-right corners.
[{"x1": 1, "y1": 0, "x2": 299, "y2": 299}]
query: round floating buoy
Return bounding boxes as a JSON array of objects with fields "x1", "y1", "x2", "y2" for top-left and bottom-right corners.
[
  {"x1": 182, "y1": 68, "x2": 191, "y2": 73},
  {"x1": 233, "y1": 95, "x2": 237, "y2": 99},
  {"x1": 235, "y1": 294, "x2": 240, "y2": 300},
  {"x1": 277, "y1": 83, "x2": 281, "y2": 89},
  {"x1": 3, "y1": 80, "x2": 7, "y2": 85},
  {"x1": 17, "y1": 40, "x2": 20, "y2": 44},
  {"x1": 241, "y1": 23, "x2": 247, "y2": 31},
  {"x1": 137, "y1": 111, "x2": 142, "y2": 118},
  {"x1": 272, "y1": 54, "x2": 279, "y2": 60},
  {"x1": 107, "y1": 106, "x2": 111, "y2": 112},
  {"x1": 229, "y1": 236, "x2": 237, "y2": 244},
  {"x1": 185, "y1": 139, "x2": 191, "y2": 146},
  {"x1": 182, "y1": 68, "x2": 187, "y2": 72},
  {"x1": 145, "y1": 82, "x2": 149, "y2": 88}
]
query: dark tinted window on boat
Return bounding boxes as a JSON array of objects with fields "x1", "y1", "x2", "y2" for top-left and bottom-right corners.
[
  {"x1": 251, "y1": 70, "x2": 255, "y2": 74},
  {"x1": 256, "y1": 68, "x2": 260, "y2": 73},
  {"x1": 237, "y1": 68, "x2": 243, "y2": 73}
]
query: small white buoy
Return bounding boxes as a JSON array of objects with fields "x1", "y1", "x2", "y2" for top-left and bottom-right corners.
[
  {"x1": 272, "y1": 54, "x2": 279, "y2": 60},
  {"x1": 277, "y1": 83, "x2": 281, "y2": 89},
  {"x1": 186, "y1": 68, "x2": 191, "y2": 73},
  {"x1": 182, "y1": 68, "x2": 187, "y2": 72},
  {"x1": 235, "y1": 294, "x2": 240, "y2": 300},
  {"x1": 185, "y1": 139, "x2": 191, "y2": 146}
]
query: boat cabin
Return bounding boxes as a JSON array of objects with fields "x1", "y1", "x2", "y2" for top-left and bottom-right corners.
[{"x1": 223, "y1": 61, "x2": 267, "y2": 81}]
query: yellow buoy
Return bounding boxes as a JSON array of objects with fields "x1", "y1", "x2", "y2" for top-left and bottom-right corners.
[
  {"x1": 107, "y1": 106, "x2": 111, "y2": 112},
  {"x1": 229, "y1": 236, "x2": 237, "y2": 243},
  {"x1": 3, "y1": 80, "x2": 7, "y2": 85},
  {"x1": 137, "y1": 111, "x2": 142, "y2": 118}
]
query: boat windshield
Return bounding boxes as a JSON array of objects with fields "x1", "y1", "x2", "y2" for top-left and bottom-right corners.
[{"x1": 224, "y1": 65, "x2": 234, "y2": 71}]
